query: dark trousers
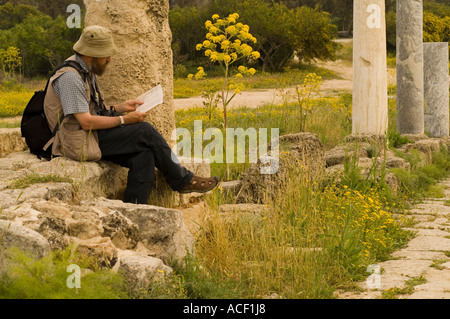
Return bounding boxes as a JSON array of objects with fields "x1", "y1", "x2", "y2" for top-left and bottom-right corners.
[{"x1": 97, "y1": 122, "x2": 193, "y2": 204}]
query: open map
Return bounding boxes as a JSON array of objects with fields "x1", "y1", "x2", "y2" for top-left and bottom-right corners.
[{"x1": 136, "y1": 84, "x2": 163, "y2": 113}]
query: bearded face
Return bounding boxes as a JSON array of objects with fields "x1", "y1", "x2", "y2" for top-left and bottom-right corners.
[{"x1": 90, "y1": 57, "x2": 110, "y2": 76}]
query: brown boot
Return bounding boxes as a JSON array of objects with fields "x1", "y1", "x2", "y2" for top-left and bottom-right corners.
[{"x1": 179, "y1": 175, "x2": 220, "y2": 194}]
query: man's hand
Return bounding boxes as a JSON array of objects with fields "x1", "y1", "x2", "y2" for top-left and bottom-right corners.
[
  {"x1": 123, "y1": 111, "x2": 148, "y2": 125},
  {"x1": 115, "y1": 99, "x2": 143, "y2": 113}
]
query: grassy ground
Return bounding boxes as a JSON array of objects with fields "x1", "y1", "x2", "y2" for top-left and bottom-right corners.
[
  {"x1": 173, "y1": 63, "x2": 339, "y2": 99},
  {"x1": 2, "y1": 56, "x2": 450, "y2": 299}
]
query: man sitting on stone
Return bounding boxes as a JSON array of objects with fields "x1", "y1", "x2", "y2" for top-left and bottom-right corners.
[{"x1": 44, "y1": 25, "x2": 219, "y2": 204}]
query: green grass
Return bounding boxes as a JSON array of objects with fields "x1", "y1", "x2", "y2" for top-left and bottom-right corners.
[
  {"x1": 173, "y1": 64, "x2": 339, "y2": 98},
  {"x1": 0, "y1": 119, "x2": 20, "y2": 128},
  {"x1": 190, "y1": 152, "x2": 415, "y2": 298},
  {"x1": 2, "y1": 62, "x2": 450, "y2": 299},
  {"x1": 0, "y1": 246, "x2": 129, "y2": 299},
  {"x1": 10, "y1": 173, "x2": 73, "y2": 189},
  {"x1": 175, "y1": 93, "x2": 352, "y2": 180},
  {"x1": 381, "y1": 274, "x2": 427, "y2": 299}
]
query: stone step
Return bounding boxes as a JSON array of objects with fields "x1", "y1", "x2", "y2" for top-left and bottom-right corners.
[{"x1": 0, "y1": 128, "x2": 27, "y2": 158}]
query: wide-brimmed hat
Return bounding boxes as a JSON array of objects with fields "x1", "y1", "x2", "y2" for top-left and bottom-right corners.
[{"x1": 73, "y1": 25, "x2": 118, "y2": 58}]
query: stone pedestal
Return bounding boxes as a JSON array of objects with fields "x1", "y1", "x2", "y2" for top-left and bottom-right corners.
[
  {"x1": 352, "y1": 0, "x2": 388, "y2": 134},
  {"x1": 396, "y1": 0, "x2": 424, "y2": 135},
  {"x1": 423, "y1": 42, "x2": 449, "y2": 138},
  {"x1": 83, "y1": 0, "x2": 176, "y2": 145}
]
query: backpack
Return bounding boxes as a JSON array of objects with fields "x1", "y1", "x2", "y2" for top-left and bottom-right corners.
[{"x1": 20, "y1": 60, "x2": 87, "y2": 160}]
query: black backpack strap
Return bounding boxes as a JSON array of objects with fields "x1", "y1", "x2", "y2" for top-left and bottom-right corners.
[{"x1": 85, "y1": 72, "x2": 104, "y2": 114}]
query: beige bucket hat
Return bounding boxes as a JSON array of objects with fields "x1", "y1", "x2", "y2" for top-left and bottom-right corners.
[{"x1": 73, "y1": 25, "x2": 118, "y2": 58}]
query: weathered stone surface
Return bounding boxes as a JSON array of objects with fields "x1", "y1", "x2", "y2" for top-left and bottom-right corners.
[
  {"x1": 0, "y1": 151, "x2": 129, "y2": 209},
  {"x1": 101, "y1": 211, "x2": 140, "y2": 250},
  {"x1": 279, "y1": 133, "x2": 326, "y2": 176},
  {"x1": 325, "y1": 144, "x2": 368, "y2": 167},
  {"x1": 404, "y1": 138, "x2": 448, "y2": 165},
  {"x1": 67, "y1": 218, "x2": 103, "y2": 240},
  {"x1": 343, "y1": 133, "x2": 387, "y2": 149},
  {"x1": 84, "y1": 0, "x2": 176, "y2": 145},
  {"x1": 219, "y1": 204, "x2": 270, "y2": 215},
  {"x1": 220, "y1": 180, "x2": 242, "y2": 195},
  {"x1": 0, "y1": 148, "x2": 211, "y2": 209},
  {"x1": 236, "y1": 133, "x2": 325, "y2": 204},
  {"x1": 396, "y1": 0, "x2": 424, "y2": 134},
  {"x1": 0, "y1": 128, "x2": 27, "y2": 158},
  {"x1": 0, "y1": 151, "x2": 42, "y2": 171},
  {"x1": 25, "y1": 212, "x2": 69, "y2": 251},
  {"x1": 85, "y1": 198, "x2": 194, "y2": 263},
  {"x1": 29, "y1": 156, "x2": 128, "y2": 201},
  {"x1": 116, "y1": 251, "x2": 172, "y2": 290},
  {"x1": 423, "y1": 42, "x2": 449, "y2": 138},
  {"x1": 0, "y1": 220, "x2": 51, "y2": 259},
  {"x1": 399, "y1": 133, "x2": 429, "y2": 143},
  {"x1": 180, "y1": 201, "x2": 209, "y2": 236},
  {"x1": 71, "y1": 236, "x2": 118, "y2": 268},
  {"x1": 218, "y1": 203, "x2": 270, "y2": 224},
  {"x1": 0, "y1": 182, "x2": 73, "y2": 210}
]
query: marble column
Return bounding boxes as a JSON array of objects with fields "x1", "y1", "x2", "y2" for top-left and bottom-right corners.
[
  {"x1": 423, "y1": 43, "x2": 449, "y2": 138},
  {"x1": 396, "y1": 0, "x2": 424, "y2": 135},
  {"x1": 352, "y1": 0, "x2": 388, "y2": 135}
]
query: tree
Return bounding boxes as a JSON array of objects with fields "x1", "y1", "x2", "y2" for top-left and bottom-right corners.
[
  {"x1": 169, "y1": 6, "x2": 211, "y2": 65},
  {"x1": 0, "y1": 2, "x2": 40, "y2": 29},
  {"x1": 319, "y1": 0, "x2": 353, "y2": 34},
  {"x1": 0, "y1": 7, "x2": 81, "y2": 77},
  {"x1": 189, "y1": 13, "x2": 260, "y2": 179},
  {"x1": 192, "y1": 12, "x2": 260, "y2": 130},
  {"x1": 0, "y1": 46, "x2": 22, "y2": 78},
  {"x1": 0, "y1": 0, "x2": 85, "y2": 19},
  {"x1": 209, "y1": 0, "x2": 337, "y2": 72}
]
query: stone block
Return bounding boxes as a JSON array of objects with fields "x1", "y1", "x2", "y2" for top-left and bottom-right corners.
[
  {"x1": 0, "y1": 128, "x2": 27, "y2": 158},
  {"x1": 85, "y1": 198, "x2": 194, "y2": 264},
  {"x1": 0, "y1": 220, "x2": 51, "y2": 260},
  {"x1": 236, "y1": 133, "x2": 325, "y2": 204}
]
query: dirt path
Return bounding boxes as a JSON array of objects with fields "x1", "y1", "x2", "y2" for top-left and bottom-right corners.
[
  {"x1": 336, "y1": 178, "x2": 450, "y2": 299},
  {"x1": 173, "y1": 59, "x2": 353, "y2": 110}
]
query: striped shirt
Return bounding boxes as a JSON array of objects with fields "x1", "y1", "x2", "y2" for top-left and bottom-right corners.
[{"x1": 52, "y1": 55, "x2": 96, "y2": 116}]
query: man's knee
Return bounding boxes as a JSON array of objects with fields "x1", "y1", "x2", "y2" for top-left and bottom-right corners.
[{"x1": 136, "y1": 121, "x2": 166, "y2": 145}]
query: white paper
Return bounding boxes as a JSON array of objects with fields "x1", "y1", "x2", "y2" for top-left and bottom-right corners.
[{"x1": 136, "y1": 84, "x2": 163, "y2": 113}]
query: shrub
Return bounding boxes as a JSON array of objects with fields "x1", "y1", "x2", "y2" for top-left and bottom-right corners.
[
  {"x1": 0, "y1": 246, "x2": 129, "y2": 299},
  {"x1": 0, "y1": 3, "x2": 81, "y2": 77}
]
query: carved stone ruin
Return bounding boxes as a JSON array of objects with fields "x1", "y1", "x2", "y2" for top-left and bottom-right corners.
[
  {"x1": 83, "y1": 0, "x2": 176, "y2": 145},
  {"x1": 352, "y1": 0, "x2": 388, "y2": 135},
  {"x1": 396, "y1": 0, "x2": 424, "y2": 135},
  {"x1": 423, "y1": 43, "x2": 449, "y2": 138}
]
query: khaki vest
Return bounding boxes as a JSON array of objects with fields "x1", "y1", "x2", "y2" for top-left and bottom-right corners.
[{"x1": 44, "y1": 55, "x2": 102, "y2": 161}]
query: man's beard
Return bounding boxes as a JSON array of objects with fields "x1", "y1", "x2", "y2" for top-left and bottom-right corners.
[{"x1": 90, "y1": 58, "x2": 109, "y2": 76}]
